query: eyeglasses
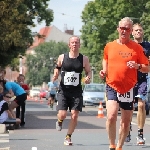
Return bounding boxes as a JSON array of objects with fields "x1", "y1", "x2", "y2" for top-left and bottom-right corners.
[
  {"x1": 4, "y1": 95, "x2": 11, "y2": 98},
  {"x1": 119, "y1": 27, "x2": 131, "y2": 32}
]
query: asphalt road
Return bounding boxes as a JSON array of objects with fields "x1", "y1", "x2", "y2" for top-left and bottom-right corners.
[{"x1": 0, "y1": 98, "x2": 150, "y2": 150}]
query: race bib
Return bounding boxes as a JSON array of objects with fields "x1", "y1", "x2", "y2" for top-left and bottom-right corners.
[
  {"x1": 117, "y1": 88, "x2": 133, "y2": 102},
  {"x1": 64, "y1": 72, "x2": 79, "y2": 86}
]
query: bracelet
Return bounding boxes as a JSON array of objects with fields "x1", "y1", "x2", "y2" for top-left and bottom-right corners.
[{"x1": 138, "y1": 64, "x2": 142, "y2": 70}]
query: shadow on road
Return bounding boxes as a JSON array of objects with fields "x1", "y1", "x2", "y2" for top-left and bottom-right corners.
[{"x1": 24, "y1": 111, "x2": 105, "y2": 130}]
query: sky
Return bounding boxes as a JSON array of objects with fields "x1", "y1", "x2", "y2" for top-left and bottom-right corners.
[{"x1": 31, "y1": 0, "x2": 92, "y2": 35}]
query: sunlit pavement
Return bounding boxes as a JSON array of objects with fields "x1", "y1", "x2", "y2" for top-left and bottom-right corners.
[{"x1": 1, "y1": 98, "x2": 150, "y2": 150}]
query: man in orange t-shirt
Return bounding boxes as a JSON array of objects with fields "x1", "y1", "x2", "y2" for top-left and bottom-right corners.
[{"x1": 99, "y1": 17, "x2": 149, "y2": 150}]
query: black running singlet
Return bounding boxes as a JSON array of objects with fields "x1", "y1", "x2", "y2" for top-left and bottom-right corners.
[{"x1": 60, "y1": 53, "x2": 83, "y2": 91}]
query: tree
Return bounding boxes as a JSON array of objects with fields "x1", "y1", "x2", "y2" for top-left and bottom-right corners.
[
  {"x1": 0, "y1": 0, "x2": 53, "y2": 67},
  {"x1": 80, "y1": 0, "x2": 150, "y2": 83},
  {"x1": 26, "y1": 41, "x2": 69, "y2": 86}
]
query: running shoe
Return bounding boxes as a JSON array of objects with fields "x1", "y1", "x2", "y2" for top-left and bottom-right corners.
[
  {"x1": 64, "y1": 137, "x2": 73, "y2": 146},
  {"x1": 136, "y1": 136, "x2": 145, "y2": 145},
  {"x1": 109, "y1": 145, "x2": 116, "y2": 150},
  {"x1": 116, "y1": 148, "x2": 122, "y2": 150},
  {"x1": 56, "y1": 121, "x2": 62, "y2": 131},
  {"x1": 125, "y1": 134, "x2": 131, "y2": 142}
]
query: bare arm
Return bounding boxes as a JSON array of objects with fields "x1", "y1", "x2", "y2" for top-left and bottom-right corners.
[
  {"x1": 102, "y1": 59, "x2": 108, "y2": 73},
  {"x1": 139, "y1": 64, "x2": 149, "y2": 73},
  {"x1": 99, "y1": 59, "x2": 108, "y2": 78},
  {"x1": 83, "y1": 56, "x2": 91, "y2": 84},
  {"x1": 52, "y1": 54, "x2": 64, "y2": 82},
  {"x1": 136, "y1": 50, "x2": 150, "y2": 73},
  {"x1": 140, "y1": 55, "x2": 150, "y2": 73},
  {"x1": 9, "y1": 108, "x2": 16, "y2": 118},
  {"x1": 6, "y1": 110, "x2": 14, "y2": 118},
  {"x1": 127, "y1": 61, "x2": 149, "y2": 73}
]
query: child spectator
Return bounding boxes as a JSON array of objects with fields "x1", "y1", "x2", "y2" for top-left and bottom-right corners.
[{"x1": 0, "y1": 91, "x2": 21, "y2": 124}]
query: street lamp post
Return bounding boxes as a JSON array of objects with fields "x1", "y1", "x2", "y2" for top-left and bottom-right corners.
[
  {"x1": 91, "y1": 66, "x2": 95, "y2": 83},
  {"x1": 19, "y1": 55, "x2": 23, "y2": 74},
  {"x1": 49, "y1": 57, "x2": 54, "y2": 81}
]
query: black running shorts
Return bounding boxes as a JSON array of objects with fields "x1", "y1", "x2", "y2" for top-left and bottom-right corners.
[
  {"x1": 14, "y1": 93, "x2": 27, "y2": 106},
  {"x1": 56, "y1": 89, "x2": 83, "y2": 112},
  {"x1": 106, "y1": 84, "x2": 134, "y2": 110}
]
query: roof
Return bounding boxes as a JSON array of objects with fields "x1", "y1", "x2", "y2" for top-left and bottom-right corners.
[{"x1": 30, "y1": 26, "x2": 52, "y2": 49}]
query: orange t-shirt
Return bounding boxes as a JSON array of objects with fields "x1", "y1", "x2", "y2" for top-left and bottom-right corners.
[{"x1": 104, "y1": 40, "x2": 149, "y2": 94}]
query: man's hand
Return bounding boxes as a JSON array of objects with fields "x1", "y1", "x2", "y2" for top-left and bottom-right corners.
[
  {"x1": 127, "y1": 61, "x2": 139, "y2": 69},
  {"x1": 99, "y1": 70, "x2": 106, "y2": 79},
  {"x1": 84, "y1": 76, "x2": 91, "y2": 84}
]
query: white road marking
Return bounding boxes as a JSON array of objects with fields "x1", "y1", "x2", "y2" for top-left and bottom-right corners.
[
  {"x1": 0, "y1": 134, "x2": 9, "y2": 137},
  {"x1": 0, "y1": 133, "x2": 9, "y2": 143},
  {"x1": 32, "y1": 147, "x2": 37, "y2": 150},
  {"x1": 0, "y1": 147, "x2": 10, "y2": 150}
]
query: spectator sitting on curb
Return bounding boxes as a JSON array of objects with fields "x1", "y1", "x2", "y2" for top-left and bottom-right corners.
[{"x1": 0, "y1": 90, "x2": 21, "y2": 125}]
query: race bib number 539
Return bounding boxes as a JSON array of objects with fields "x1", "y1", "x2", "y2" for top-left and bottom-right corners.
[{"x1": 117, "y1": 88, "x2": 133, "y2": 102}]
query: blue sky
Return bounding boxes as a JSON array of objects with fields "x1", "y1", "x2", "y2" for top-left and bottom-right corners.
[{"x1": 31, "y1": 0, "x2": 91, "y2": 35}]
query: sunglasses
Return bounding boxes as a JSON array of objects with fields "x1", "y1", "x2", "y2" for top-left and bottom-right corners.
[
  {"x1": 119, "y1": 27, "x2": 131, "y2": 32},
  {"x1": 5, "y1": 95, "x2": 11, "y2": 98}
]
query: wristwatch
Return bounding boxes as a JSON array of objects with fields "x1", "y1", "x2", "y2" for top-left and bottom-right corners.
[{"x1": 138, "y1": 64, "x2": 142, "y2": 70}]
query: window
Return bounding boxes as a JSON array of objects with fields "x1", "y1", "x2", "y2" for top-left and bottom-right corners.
[{"x1": 84, "y1": 84, "x2": 105, "y2": 92}]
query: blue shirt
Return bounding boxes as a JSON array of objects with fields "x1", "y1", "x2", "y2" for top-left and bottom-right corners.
[
  {"x1": 48, "y1": 82, "x2": 58, "y2": 95},
  {"x1": 5, "y1": 82, "x2": 25, "y2": 96}
]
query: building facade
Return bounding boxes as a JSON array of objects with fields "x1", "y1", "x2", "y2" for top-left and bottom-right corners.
[{"x1": 5, "y1": 25, "x2": 75, "y2": 81}]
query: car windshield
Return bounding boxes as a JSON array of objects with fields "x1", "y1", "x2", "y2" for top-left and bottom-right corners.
[{"x1": 84, "y1": 84, "x2": 105, "y2": 92}]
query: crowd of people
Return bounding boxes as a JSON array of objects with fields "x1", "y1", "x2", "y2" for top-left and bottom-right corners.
[
  {"x1": 0, "y1": 70, "x2": 29, "y2": 128},
  {"x1": 52, "y1": 17, "x2": 150, "y2": 149},
  {"x1": 0, "y1": 16, "x2": 150, "y2": 150}
]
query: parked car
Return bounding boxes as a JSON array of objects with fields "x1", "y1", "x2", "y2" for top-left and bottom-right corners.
[
  {"x1": 29, "y1": 88, "x2": 40, "y2": 98},
  {"x1": 83, "y1": 83, "x2": 106, "y2": 107},
  {"x1": 39, "y1": 89, "x2": 48, "y2": 98}
]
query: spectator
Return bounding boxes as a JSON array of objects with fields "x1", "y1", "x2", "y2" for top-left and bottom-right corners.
[
  {"x1": 0, "y1": 80, "x2": 27, "y2": 121},
  {"x1": 0, "y1": 91, "x2": 21, "y2": 124},
  {"x1": 16, "y1": 74, "x2": 30, "y2": 127}
]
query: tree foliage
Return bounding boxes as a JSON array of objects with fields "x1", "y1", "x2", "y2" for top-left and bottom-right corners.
[
  {"x1": 0, "y1": 0, "x2": 53, "y2": 67},
  {"x1": 26, "y1": 41, "x2": 69, "y2": 86},
  {"x1": 80, "y1": 0, "x2": 150, "y2": 83}
]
